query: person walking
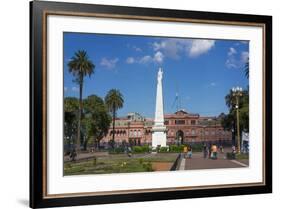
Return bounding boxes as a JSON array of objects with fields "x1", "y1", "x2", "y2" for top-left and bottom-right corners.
[
  {"x1": 208, "y1": 143, "x2": 212, "y2": 158},
  {"x1": 203, "y1": 143, "x2": 208, "y2": 159},
  {"x1": 183, "y1": 145, "x2": 188, "y2": 158},
  {"x1": 187, "y1": 145, "x2": 192, "y2": 159},
  {"x1": 231, "y1": 145, "x2": 236, "y2": 159},
  {"x1": 219, "y1": 144, "x2": 224, "y2": 153},
  {"x1": 211, "y1": 144, "x2": 218, "y2": 160}
]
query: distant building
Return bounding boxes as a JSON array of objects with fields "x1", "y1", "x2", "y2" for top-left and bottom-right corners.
[{"x1": 100, "y1": 110, "x2": 232, "y2": 147}]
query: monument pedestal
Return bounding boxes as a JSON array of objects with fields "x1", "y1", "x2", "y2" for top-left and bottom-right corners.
[{"x1": 152, "y1": 126, "x2": 167, "y2": 147}]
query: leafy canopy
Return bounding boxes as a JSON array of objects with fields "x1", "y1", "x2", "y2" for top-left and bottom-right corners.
[
  {"x1": 104, "y1": 89, "x2": 124, "y2": 114},
  {"x1": 68, "y1": 50, "x2": 95, "y2": 85}
]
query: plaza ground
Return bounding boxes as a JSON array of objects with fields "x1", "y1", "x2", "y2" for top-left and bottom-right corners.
[
  {"x1": 64, "y1": 148, "x2": 249, "y2": 175},
  {"x1": 182, "y1": 150, "x2": 248, "y2": 171}
]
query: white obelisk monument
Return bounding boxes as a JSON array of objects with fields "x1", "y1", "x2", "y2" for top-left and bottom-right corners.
[{"x1": 152, "y1": 68, "x2": 167, "y2": 147}]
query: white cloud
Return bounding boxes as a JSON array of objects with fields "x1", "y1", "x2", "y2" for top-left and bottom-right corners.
[
  {"x1": 128, "y1": 51, "x2": 164, "y2": 65},
  {"x1": 241, "y1": 51, "x2": 249, "y2": 63},
  {"x1": 100, "y1": 57, "x2": 119, "y2": 69},
  {"x1": 153, "y1": 39, "x2": 185, "y2": 59},
  {"x1": 228, "y1": 47, "x2": 237, "y2": 56},
  {"x1": 225, "y1": 47, "x2": 249, "y2": 69},
  {"x1": 188, "y1": 40, "x2": 215, "y2": 57},
  {"x1": 126, "y1": 57, "x2": 135, "y2": 64},
  {"x1": 240, "y1": 41, "x2": 249, "y2": 44},
  {"x1": 64, "y1": 87, "x2": 68, "y2": 92},
  {"x1": 139, "y1": 55, "x2": 153, "y2": 64},
  {"x1": 234, "y1": 41, "x2": 249, "y2": 46},
  {"x1": 153, "y1": 51, "x2": 164, "y2": 64},
  {"x1": 71, "y1": 86, "x2": 79, "y2": 92},
  {"x1": 226, "y1": 59, "x2": 238, "y2": 68},
  {"x1": 226, "y1": 47, "x2": 239, "y2": 68},
  {"x1": 152, "y1": 39, "x2": 215, "y2": 59},
  {"x1": 133, "y1": 46, "x2": 142, "y2": 52},
  {"x1": 127, "y1": 44, "x2": 142, "y2": 52},
  {"x1": 126, "y1": 39, "x2": 215, "y2": 66}
]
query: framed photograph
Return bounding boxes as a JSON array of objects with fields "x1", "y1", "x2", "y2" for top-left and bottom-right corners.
[{"x1": 30, "y1": 0, "x2": 272, "y2": 208}]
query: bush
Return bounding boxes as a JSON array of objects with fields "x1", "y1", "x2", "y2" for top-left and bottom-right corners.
[
  {"x1": 142, "y1": 145, "x2": 150, "y2": 152},
  {"x1": 151, "y1": 147, "x2": 157, "y2": 152},
  {"x1": 227, "y1": 151, "x2": 249, "y2": 160},
  {"x1": 132, "y1": 145, "x2": 150, "y2": 153},
  {"x1": 236, "y1": 153, "x2": 249, "y2": 159},
  {"x1": 132, "y1": 146, "x2": 143, "y2": 153},
  {"x1": 169, "y1": 145, "x2": 184, "y2": 153},
  {"x1": 159, "y1": 146, "x2": 169, "y2": 153},
  {"x1": 143, "y1": 162, "x2": 153, "y2": 171},
  {"x1": 226, "y1": 152, "x2": 236, "y2": 159},
  {"x1": 190, "y1": 144, "x2": 203, "y2": 152},
  {"x1": 108, "y1": 147, "x2": 124, "y2": 154}
]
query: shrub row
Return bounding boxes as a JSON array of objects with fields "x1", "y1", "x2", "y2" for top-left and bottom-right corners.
[
  {"x1": 108, "y1": 147, "x2": 125, "y2": 154},
  {"x1": 132, "y1": 145, "x2": 150, "y2": 153},
  {"x1": 108, "y1": 144, "x2": 205, "y2": 154}
]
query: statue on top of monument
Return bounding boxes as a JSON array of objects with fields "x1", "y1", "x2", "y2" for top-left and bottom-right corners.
[{"x1": 157, "y1": 68, "x2": 163, "y2": 83}]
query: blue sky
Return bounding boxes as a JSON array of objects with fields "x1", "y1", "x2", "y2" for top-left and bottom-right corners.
[{"x1": 64, "y1": 32, "x2": 249, "y2": 118}]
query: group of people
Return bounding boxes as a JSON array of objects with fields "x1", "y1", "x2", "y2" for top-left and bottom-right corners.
[
  {"x1": 183, "y1": 143, "x2": 224, "y2": 160},
  {"x1": 183, "y1": 145, "x2": 193, "y2": 159},
  {"x1": 203, "y1": 143, "x2": 224, "y2": 160}
]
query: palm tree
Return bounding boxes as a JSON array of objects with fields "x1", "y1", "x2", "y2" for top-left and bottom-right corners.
[
  {"x1": 68, "y1": 50, "x2": 95, "y2": 152},
  {"x1": 225, "y1": 89, "x2": 235, "y2": 109},
  {"x1": 104, "y1": 89, "x2": 124, "y2": 147}
]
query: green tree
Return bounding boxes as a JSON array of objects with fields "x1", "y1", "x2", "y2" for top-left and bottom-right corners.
[
  {"x1": 83, "y1": 95, "x2": 111, "y2": 150},
  {"x1": 68, "y1": 50, "x2": 95, "y2": 152},
  {"x1": 104, "y1": 89, "x2": 124, "y2": 147},
  {"x1": 221, "y1": 89, "x2": 249, "y2": 133},
  {"x1": 64, "y1": 97, "x2": 79, "y2": 152}
]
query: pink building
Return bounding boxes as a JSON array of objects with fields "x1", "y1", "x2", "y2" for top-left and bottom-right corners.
[{"x1": 100, "y1": 110, "x2": 232, "y2": 147}]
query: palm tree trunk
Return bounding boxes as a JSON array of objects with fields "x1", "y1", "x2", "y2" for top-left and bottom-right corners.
[
  {"x1": 112, "y1": 107, "x2": 116, "y2": 148},
  {"x1": 76, "y1": 80, "x2": 83, "y2": 153}
]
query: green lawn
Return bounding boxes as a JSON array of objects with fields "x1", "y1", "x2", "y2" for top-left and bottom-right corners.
[
  {"x1": 235, "y1": 153, "x2": 249, "y2": 160},
  {"x1": 64, "y1": 153, "x2": 178, "y2": 175}
]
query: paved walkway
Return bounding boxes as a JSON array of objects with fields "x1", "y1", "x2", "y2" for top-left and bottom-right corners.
[
  {"x1": 182, "y1": 150, "x2": 249, "y2": 170},
  {"x1": 179, "y1": 157, "x2": 186, "y2": 170}
]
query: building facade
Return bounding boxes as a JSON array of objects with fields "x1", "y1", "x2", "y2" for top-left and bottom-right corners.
[{"x1": 100, "y1": 110, "x2": 232, "y2": 147}]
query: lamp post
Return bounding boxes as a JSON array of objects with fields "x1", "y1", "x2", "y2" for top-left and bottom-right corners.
[{"x1": 232, "y1": 86, "x2": 243, "y2": 154}]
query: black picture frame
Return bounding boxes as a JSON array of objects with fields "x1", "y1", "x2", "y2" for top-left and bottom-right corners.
[{"x1": 30, "y1": 1, "x2": 272, "y2": 208}]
